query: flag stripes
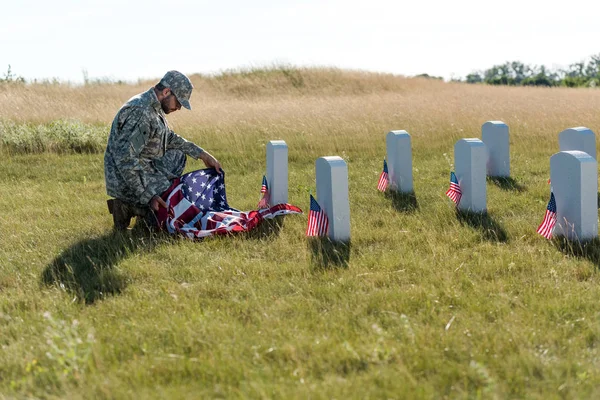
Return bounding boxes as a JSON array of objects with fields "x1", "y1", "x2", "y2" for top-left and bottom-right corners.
[
  {"x1": 306, "y1": 194, "x2": 329, "y2": 237},
  {"x1": 156, "y1": 168, "x2": 301, "y2": 239},
  {"x1": 377, "y1": 159, "x2": 389, "y2": 192},
  {"x1": 445, "y1": 171, "x2": 462, "y2": 205},
  {"x1": 537, "y1": 192, "x2": 557, "y2": 239}
]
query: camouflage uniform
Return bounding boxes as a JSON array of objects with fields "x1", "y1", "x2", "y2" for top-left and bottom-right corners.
[{"x1": 104, "y1": 71, "x2": 203, "y2": 206}]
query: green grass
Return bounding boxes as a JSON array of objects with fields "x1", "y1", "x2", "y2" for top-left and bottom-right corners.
[
  {"x1": 0, "y1": 119, "x2": 108, "y2": 154},
  {"x1": 2, "y1": 80, "x2": 600, "y2": 399}
]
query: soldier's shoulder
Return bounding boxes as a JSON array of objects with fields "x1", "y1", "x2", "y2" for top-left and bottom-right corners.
[
  {"x1": 118, "y1": 93, "x2": 155, "y2": 118},
  {"x1": 123, "y1": 89, "x2": 154, "y2": 109}
]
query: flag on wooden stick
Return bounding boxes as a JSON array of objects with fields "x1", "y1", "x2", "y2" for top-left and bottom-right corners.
[
  {"x1": 306, "y1": 194, "x2": 329, "y2": 237},
  {"x1": 445, "y1": 171, "x2": 462, "y2": 205},
  {"x1": 257, "y1": 175, "x2": 270, "y2": 209},
  {"x1": 377, "y1": 159, "x2": 390, "y2": 192},
  {"x1": 537, "y1": 192, "x2": 557, "y2": 239}
]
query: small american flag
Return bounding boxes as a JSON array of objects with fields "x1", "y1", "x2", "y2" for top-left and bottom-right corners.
[
  {"x1": 377, "y1": 159, "x2": 390, "y2": 192},
  {"x1": 257, "y1": 175, "x2": 270, "y2": 209},
  {"x1": 445, "y1": 171, "x2": 462, "y2": 205},
  {"x1": 306, "y1": 194, "x2": 329, "y2": 237},
  {"x1": 537, "y1": 192, "x2": 557, "y2": 239}
]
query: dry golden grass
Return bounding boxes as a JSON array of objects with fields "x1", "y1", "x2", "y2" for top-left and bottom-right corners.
[{"x1": 2, "y1": 68, "x2": 599, "y2": 140}]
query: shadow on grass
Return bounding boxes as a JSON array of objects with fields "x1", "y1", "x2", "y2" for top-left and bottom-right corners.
[
  {"x1": 487, "y1": 176, "x2": 526, "y2": 192},
  {"x1": 554, "y1": 237, "x2": 600, "y2": 267},
  {"x1": 244, "y1": 216, "x2": 284, "y2": 240},
  {"x1": 456, "y1": 210, "x2": 508, "y2": 243},
  {"x1": 597, "y1": 192, "x2": 600, "y2": 209},
  {"x1": 309, "y1": 237, "x2": 351, "y2": 269},
  {"x1": 384, "y1": 191, "x2": 419, "y2": 213},
  {"x1": 41, "y1": 224, "x2": 170, "y2": 304}
]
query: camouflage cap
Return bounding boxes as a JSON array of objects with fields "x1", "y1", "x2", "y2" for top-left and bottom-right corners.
[{"x1": 159, "y1": 70, "x2": 193, "y2": 110}]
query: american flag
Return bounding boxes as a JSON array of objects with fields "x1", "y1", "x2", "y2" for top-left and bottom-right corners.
[
  {"x1": 445, "y1": 171, "x2": 462, "y2": 205},
  {"x1": 537, "y1": 192, "x2": 557, "y2": 239},
  {"x1": 377, "y1": 159, "x2": 390, "y2": 192},
  {"x1": 306, "y1": 194, "x2": 329, "y2": 237},
  {"x1": 156, "y1": 168, "x2": 301, "y2": 239},
  {"x1": 257, "y1": 175, "x2": 270, "y2": 209}
]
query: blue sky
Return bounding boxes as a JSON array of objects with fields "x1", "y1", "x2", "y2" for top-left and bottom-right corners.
[{"x1": 3, "y1": 0, "x2": 599, "y2": 83}]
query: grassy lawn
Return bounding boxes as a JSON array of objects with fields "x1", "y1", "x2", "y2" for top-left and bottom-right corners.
[{"x1": 1, "y1": 68, "x2": 600, "y2": 398}]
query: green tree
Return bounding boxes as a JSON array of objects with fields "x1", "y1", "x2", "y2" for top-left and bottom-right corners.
[
  {"x1": 522, "y1": 65, "x2": 558, "y2": 87},
  {"x1": 465, "y1": 72, "x2": 483, "y2": 83}
]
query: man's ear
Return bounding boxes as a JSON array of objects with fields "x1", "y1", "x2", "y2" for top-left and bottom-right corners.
[{"x1": 159, "y1": 87, "x2": 171, "y2": 99}]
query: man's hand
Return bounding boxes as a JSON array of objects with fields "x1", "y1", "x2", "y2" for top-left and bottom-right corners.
[
  {"x1": 199, "y1": 151, "x2": 223, "y2": 174},
  {"x1": 150, "y1": 195, "x2": 167, "y2": 212}
]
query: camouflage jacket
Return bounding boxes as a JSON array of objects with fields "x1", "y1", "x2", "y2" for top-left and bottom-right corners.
[{"x1": 104, "y1": 88, "x2": 204, "y2": 205}]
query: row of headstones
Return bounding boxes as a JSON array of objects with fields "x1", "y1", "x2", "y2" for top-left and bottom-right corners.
[
  {"x1": 448, "y1": 124, "x2": 597, "y2": 241},
  {"x1": 265, "y1": 123, "x2": 598, "y2": 242}
]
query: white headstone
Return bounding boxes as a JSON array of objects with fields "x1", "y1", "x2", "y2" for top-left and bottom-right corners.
[
  {"x1": 455, "y1": 138, "x2": 487, "y2": 212},
  {"x1": 481, "y1": 121, "x2": 510, "y2": 177},
  {"x1": 559, "y1": 127, "x2": 596, "y2": 160},
  {"x1": 316, "y1": 156, "x2": 351, "y2": 241},
  {"x1": 267, "y1": 140, "x2": 288, "y2": 205},
  {"x1": 550, "y1": 150, "x2": 598, "y2": 240},
  {"x1": 386, "y1": 130, "x2": 413, "y2": 193}
]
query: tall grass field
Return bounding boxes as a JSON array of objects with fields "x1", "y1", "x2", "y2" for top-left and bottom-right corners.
[{"x1": 1, "y1": 68, "x2": 600, "y2": 399}]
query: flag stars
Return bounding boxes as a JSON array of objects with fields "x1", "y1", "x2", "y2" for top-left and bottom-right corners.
[{"x1": 163, "y1": 169, "x2": 300, "y2": 238}]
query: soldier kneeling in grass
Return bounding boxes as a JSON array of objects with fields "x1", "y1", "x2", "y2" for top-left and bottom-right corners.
[{"x1": 104, "y1": 70, "x2": 222, "y2": 230}]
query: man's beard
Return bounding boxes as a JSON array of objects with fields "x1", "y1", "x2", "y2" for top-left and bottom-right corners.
[{"x1": 160, "y1": 97, "x2": 172, "y2": 114}]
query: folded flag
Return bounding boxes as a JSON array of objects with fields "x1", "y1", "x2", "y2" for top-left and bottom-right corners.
[
  {"x1": 156, "y1": 168, "x2": 301, "y2": 239},
  {"x1": 377, "y1": 159, "x2": 390, "y2": 192},
  {"x1": 306, "y1": 194, "x2": 329, "y2": 237},
  {"x1": 257, "y1": 175, "x2": 270, "y2": 209},
  {"x1": 445, "y1": 171, "x2": 462, "y2": 205},
  {"x1": 537, "y1": 192, "x2": 557, "y2": 239}
]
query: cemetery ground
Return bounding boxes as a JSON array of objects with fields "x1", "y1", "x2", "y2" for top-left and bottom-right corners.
[{"x1": 2, "y1": 68, "x2": 600, "y2": 398}]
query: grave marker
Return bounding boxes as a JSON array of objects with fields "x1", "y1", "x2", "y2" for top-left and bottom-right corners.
[
  {"x1": 386, "y1": 130, "x2": 413, "y2": 192},
  {"x1": 481, "y1": 121, "x2": 510, "y2": 177},
  {"x1": 316, "y1": 156, "x2": 351, "y2": 241},
  {"x1": 550, "y1": 150, "x2": 597, "y2": 240},
  {"x1": 455, "y1": 138, "x2": 487, "y2": 212},
  {"x1": 267, "y1": 140, "x2": 288, "y2": 205},
  {"x1": 559, "y1": 127, "x2": 596, "y2": 160}
]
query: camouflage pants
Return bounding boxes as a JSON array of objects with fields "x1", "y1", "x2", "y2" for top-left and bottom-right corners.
[
  {"x1": 124, "y1": 149, "x2": 187, "y2": 208},
  {"x1": 153, "y1": 149, "x2": 187, "y2": 179}
]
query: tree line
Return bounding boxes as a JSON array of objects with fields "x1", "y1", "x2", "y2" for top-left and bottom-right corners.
[{"x1": 462, "y1": 54, "x2": 600, "y2": 87}]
